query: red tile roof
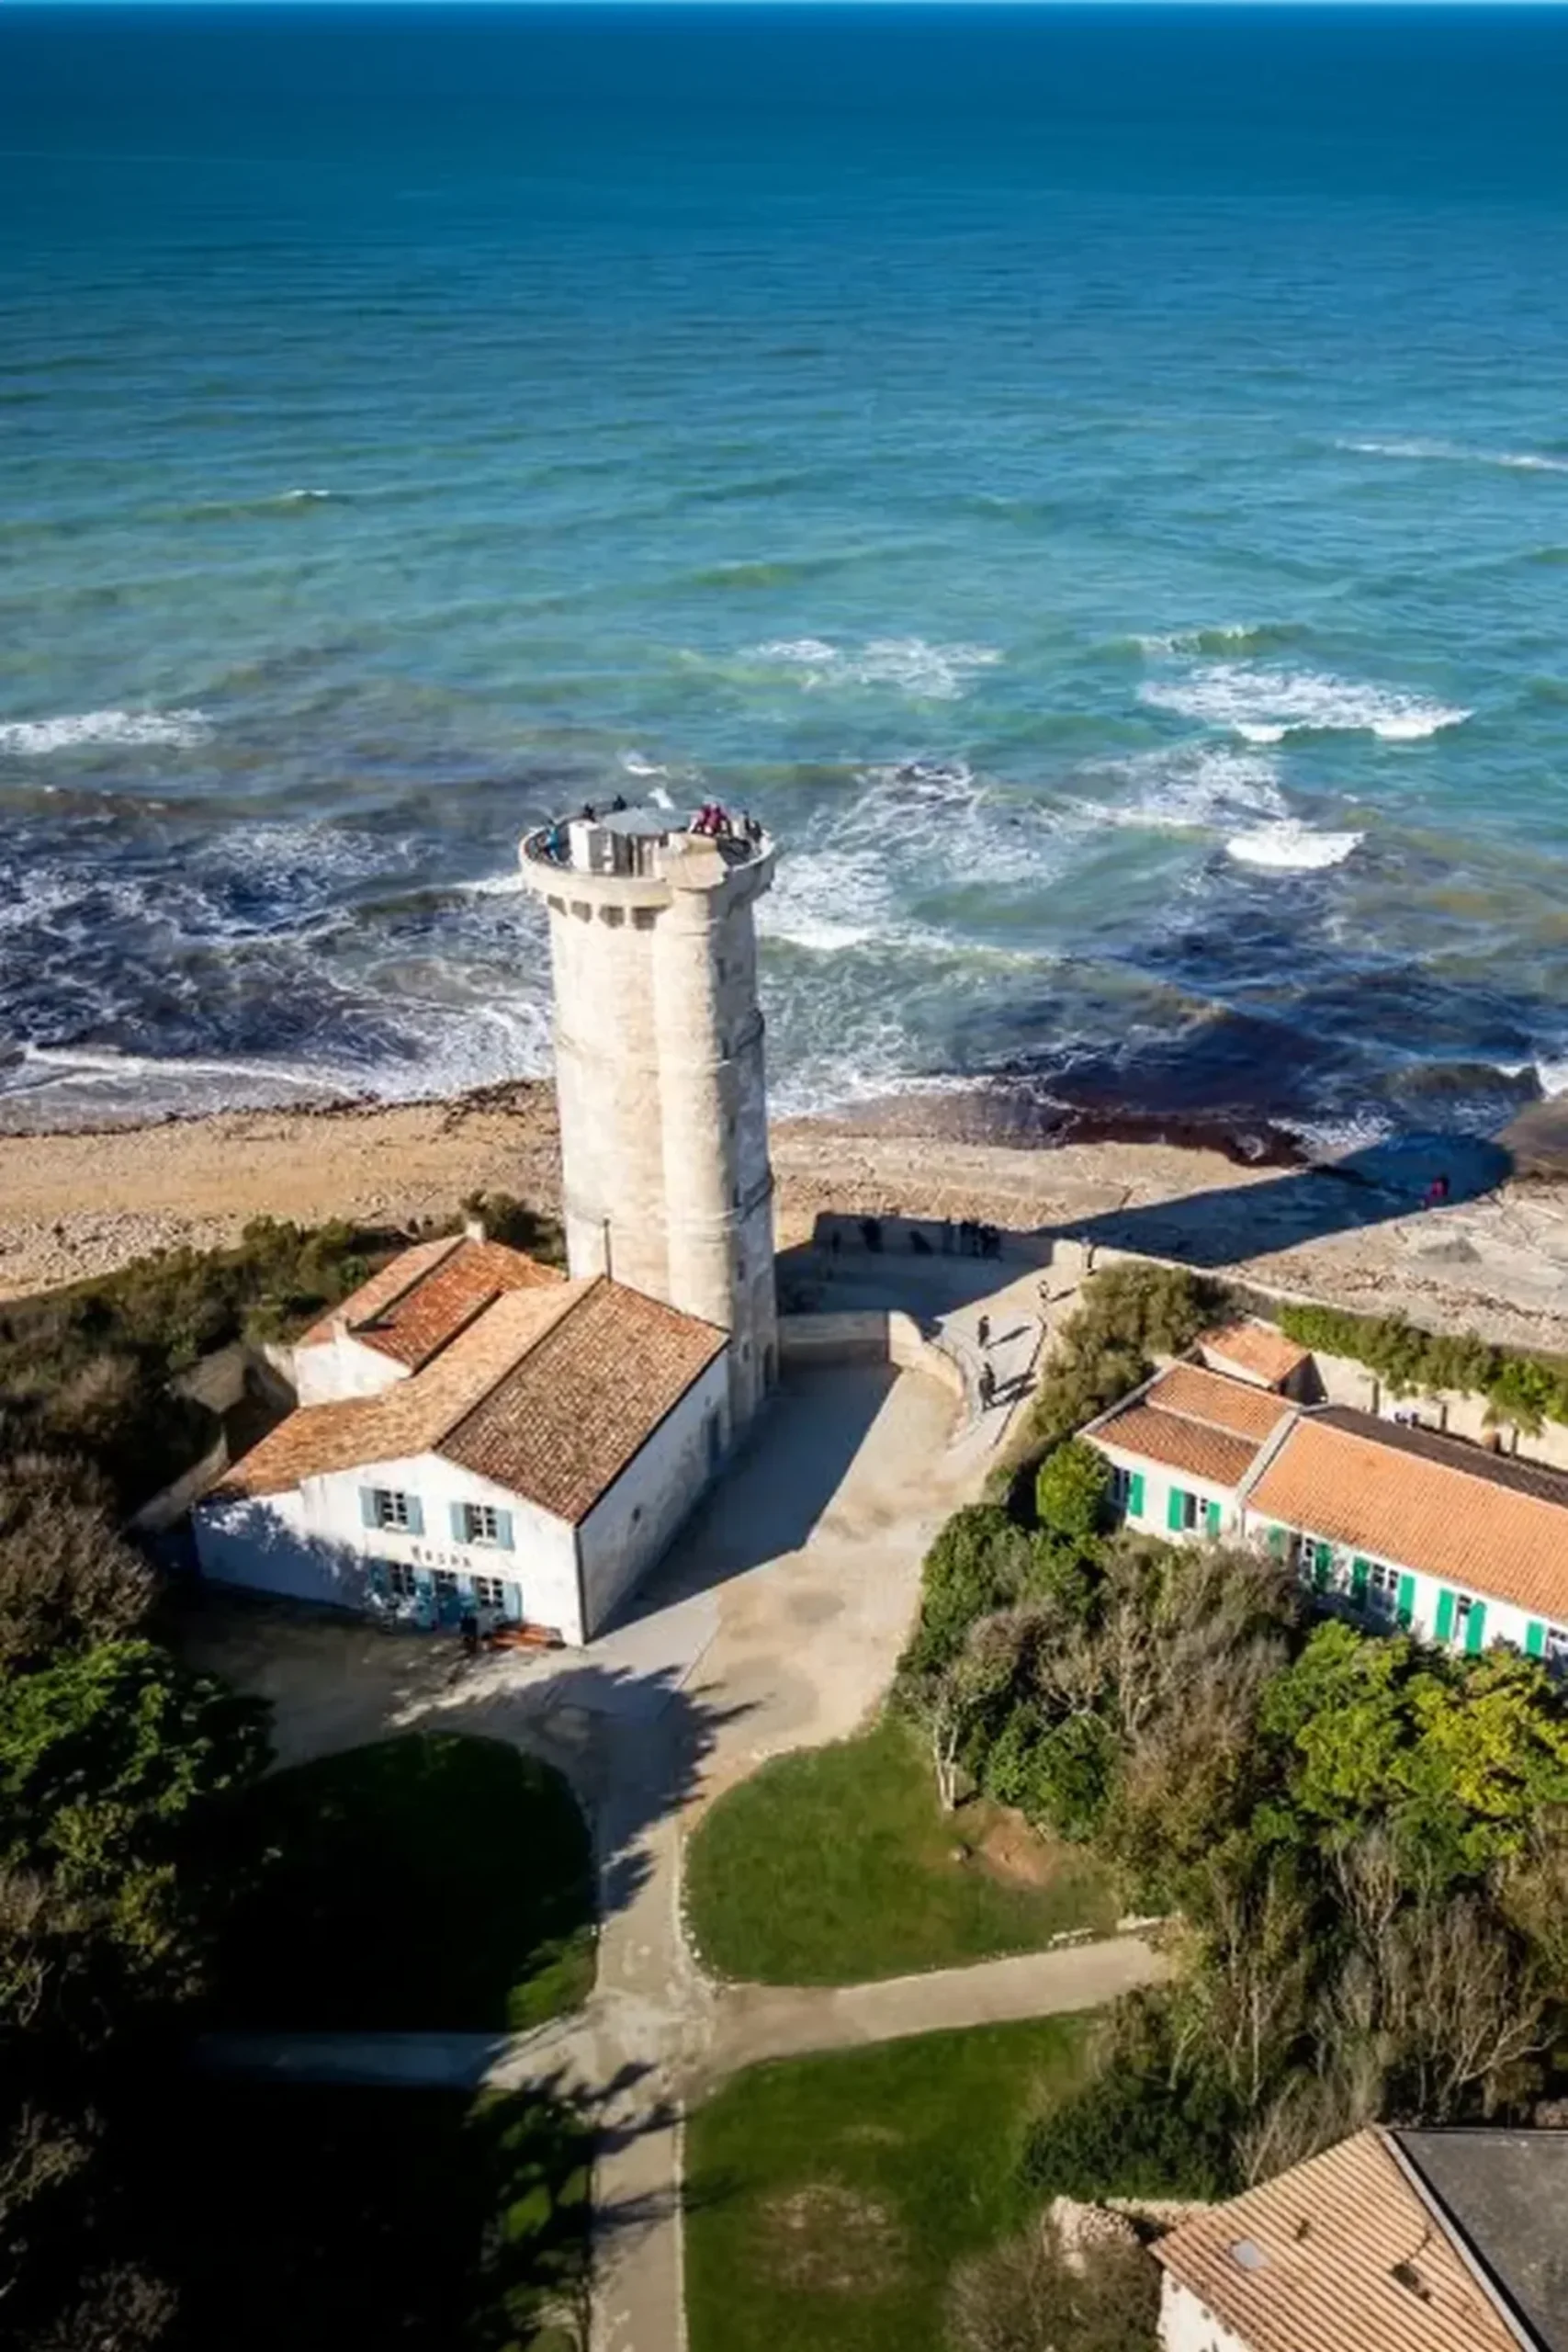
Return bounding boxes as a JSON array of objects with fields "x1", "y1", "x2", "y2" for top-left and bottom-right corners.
[
  {"x1": 1154, "y1": 2129, "x2": 1517, "y2": 2352},
  {"x1": 1091, "y1": 1362, "x2": 1291, "y2": 1493},
  {"x1": 1247, "y1": 1414, "x2": 1568, "y2": 1623},
  {"x1": 443, "y1": 1281, "x2": 728, "y2": 1522},
  {"x1": 300, "y1": 1236, "x2": 564, "y2": 1370},
  {"x1": 1200, "y1": 1318, "x2": 1312, "y2": 1390},
  {"x1": 217, "y1": 1276, "x2": 727, "y2": 1524},
  {"x1": 1148, "y1": 1363, "x2": 1294, "y2": 1444},
  {"x1": 1093, "y1": 1402, "x2": 1259, "y2": 1492}
]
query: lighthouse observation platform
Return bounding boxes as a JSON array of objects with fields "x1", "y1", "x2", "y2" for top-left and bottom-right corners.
[{"x1": 520, "y1": 805, "x2": 773, "y2": 910}]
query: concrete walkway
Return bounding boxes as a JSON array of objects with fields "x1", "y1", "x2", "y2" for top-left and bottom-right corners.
[
  {"x1": 190, "y1": 1254, "x2": 1129, "y2": 2352},
  {"x1": 201, "y1": 1935, "x2": 1167, "y2": 2098}
]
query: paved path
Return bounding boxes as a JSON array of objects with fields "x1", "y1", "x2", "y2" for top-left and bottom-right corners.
[
  {"x1": 201, "y1": 1935, "x2": 1167, "y2": 2098},
  {"x1": 190, "y1": 1256, "x2": 1122, "y2": 2352}
]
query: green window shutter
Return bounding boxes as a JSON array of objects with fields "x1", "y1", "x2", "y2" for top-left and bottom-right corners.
[
  {"x1": 1396, "y1": 1574, "x2": 1416, "y2": 1631},
  {"x1": 1267, "y1": 1524, "x2": 1288, "y2": 1557},
  {"x1": 1435, "y1": 1588, "x2": 1456, "y2": 1644},
  {"x1": 1128, "y1": 1472, "x2": 1145, "y2": 1520},
  {"x1": 1205, "y1": 1499, "x2": 1222, "y2": 1537},
  {"x1": 450, "y1": 1501, "x2": 468, "y2": 1543},
  {"x1": 1313, "y1": 1542, "x2": 1332, "y2": 1591},
  {"x1": 1465, "y1": 1599, "x2": 1487, "y2": 1656},
  {"x1": 404, "y1": 1494, "x2": 424, "y2": 1538},
  {"x1": 1527, "y1": 1620, "x2": 1546, "y2": 1659},
  {"x1": 494, "y1": 1509, "x2": 514, "y2": 1551},
  {"x1": 1168, "y1": 1486, "x2": 1187, "y2": 1532},
  {"x1": 1350, "y1": 1557, "x2": 1371, "y2": 1606},
  {"x1": 360, "y1": 1487, "x2": 379, "y2": 1529}
]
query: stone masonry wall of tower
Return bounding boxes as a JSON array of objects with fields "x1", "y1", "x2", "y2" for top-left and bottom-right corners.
[{"x1": 518, "y1": 814, "x2": 778, "y2": 1431}]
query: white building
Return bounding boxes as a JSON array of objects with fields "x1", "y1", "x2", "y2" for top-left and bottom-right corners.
[
  {"x1": 1083, "y1": 1318, "x2": 1568, "y2": 1666},
  {"x1": 192, "y1": 1232, "x2": 729, "y2": 1645},
  {"x1": 1156, "y1": 2123, "x2": 1568, "y2": 2352}
]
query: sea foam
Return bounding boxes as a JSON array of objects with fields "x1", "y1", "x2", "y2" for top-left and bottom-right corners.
[
  {"x1": 0, "y1": 707, "x2": 213, "y2": 756},
  {"x1": 1339, "y1": 436, "x2": 1568, "y2": 476},
  {"x1": 1139, "y1": 665, "x2": 1470, "y2": 743},
  {"x1": 749, "y1": 636, "x2": 1001, "y2": 701},
  {"x1": 1225, "y1": 820, "x2": 1363, "y2": 872}
]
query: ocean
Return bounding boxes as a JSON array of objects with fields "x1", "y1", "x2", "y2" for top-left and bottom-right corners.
[{"x1": 3, "y1": 4, "x2": 1568, "y2": 1149}]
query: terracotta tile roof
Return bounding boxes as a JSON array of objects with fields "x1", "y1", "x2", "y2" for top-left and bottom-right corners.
[
  {"x1": 217, "y1": 1284, "x2": 590, "y2": 1498},
  {"x1": 443, "y1": 1279, "x2": 728, "y2": 1522},
  {"x1": 1154, "y1": 2128, "x2": 1517, "y2": 2352},
  {"x1": 1247, "y1": 1412, "x2": 1568, "y2": 1623},
  {"x1": 1148, "y1": 1363, "x2": 1294, "y2": 1444},
  {"x1": 1201, "y1": 1317, "x2": 1312, "y2": 1390},
  {"x1": 299, "y1": 1237, "x2": 564, "y2": 1369},
  {"x1": 214, "y1": 1279, "x2": 727, "y2": 1524},
  {"x1": 298, "y1": 1235, "x2": 462, "y2": 1348},
  {"x1": 1093, "y1": 1402, "x2": 1259, "y2": 1492}
]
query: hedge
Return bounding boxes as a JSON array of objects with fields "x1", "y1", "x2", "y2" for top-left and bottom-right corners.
[{"x1": 1273, "y1": 1300, "x2": 1568, "y2": 1436}]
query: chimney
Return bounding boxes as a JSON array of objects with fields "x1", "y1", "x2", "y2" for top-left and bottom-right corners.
[
  {"x1": 463, "y1": 1213, "x2": 487, "y2": 1245},
  {"x1": 330, "y1": 1312, "x2": 350, "y2": 1340}
]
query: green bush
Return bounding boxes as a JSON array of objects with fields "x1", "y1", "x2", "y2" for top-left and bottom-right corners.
[
  {"x1": 1275, "y1": 1299, "x2": 1568, "y2": 1435},
  {"x1": 901, "y1": 1505, "x2": 1035, "y2": 1677},
  {"x1": 1035, "y1": 1440, "x2": 1112, "y2": 1544},
  {"x1": 1022, "y1": 2056, "x2": 1236, "y2": 2203},
  {"x1": 985, "y1": 1705, "x2": 1117, "y2": 1843}
]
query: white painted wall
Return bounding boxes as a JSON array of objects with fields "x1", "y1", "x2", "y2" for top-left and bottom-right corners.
[
  {"x1": 292, "y1": 1332, "x2": 408, "y2": 1407},
  {"x1": 1092, "y1": 1437, "x2": 1244, "y2": 1541},
  {"x1": 577, "y1": 1351, "x2": 729, "y2": 1634},
  {"x1": 1158, "y1": 2272, "x2": 1252, "y2": 2352},
  {"x1": 1238, "y1": 1509, "x2": 1568, "y2": 1664},
  {"x1": 195, "y1": 1446, "x2": 585, "y2": 1640},
  {"x1": 196, "y1": 1351, "x2": 737, "y2": 1645},
  {"x1": 195, "y1": 1487, "x2": 372, "y2": 1611}
]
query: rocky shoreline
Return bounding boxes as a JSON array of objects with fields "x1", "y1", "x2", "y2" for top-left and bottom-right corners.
[{"x1": 4, "y1": 1079, "x2": 1568, "y2": 1354}]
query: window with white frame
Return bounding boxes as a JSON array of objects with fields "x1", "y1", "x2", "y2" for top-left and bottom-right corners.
[
  {"x1": 433, "y1": 1569, "x2": 458, "y2": 1598},
  {"x1": 381, "y1": 1561, "x2": 416, "y2": 1600},
  {"x1": 1179, "y1": 1489, "x2": 1202, "y2": 1532},
  {"x1": 1366, "y1": 1561, "x2": 1400, "y2": 1620},
  {"x1": 1109, "y1": 1464, "x2": 1131, "y2": 1511},
  {"x1": 462, "y1": 1502, "x2": 502, "y2": 1546},
  {"x1": 1546, "y1": 1626, "x2": 1568, "y2": 1668},
  {"x1": 372, "y1": 1488, "x2": 414, "y2": 1531},
  {"x1": 472, "y1": 1575, "x2": 507, "y2": 1610}
]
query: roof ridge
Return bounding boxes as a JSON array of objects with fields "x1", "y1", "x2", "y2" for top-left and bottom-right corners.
[
  {"x1": 1305, "y1": 1408, "x2": 1568, "y2": 1510},
  {"x1": 428, "y1": 1278, "x2": 598, "y2": 1452},
  {"x1": 1381, "y1": 2132, "x2": 1542, "y2": 2352},
  {"x1": 349, "y1": 1231, "x2": 466, "y2": 1331}
]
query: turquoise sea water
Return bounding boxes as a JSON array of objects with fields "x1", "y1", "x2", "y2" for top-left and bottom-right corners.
[{"x1": 3, "y1": 5, "x2": 1568, "y2": 1144}]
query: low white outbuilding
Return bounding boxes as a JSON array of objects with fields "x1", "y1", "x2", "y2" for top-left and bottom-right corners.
[{"x1": 192, "y1": 1233, "x2": 729, "y2": 1645}]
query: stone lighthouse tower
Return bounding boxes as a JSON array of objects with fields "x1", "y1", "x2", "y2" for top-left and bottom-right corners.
[{"x1": 518, "y1": 804, "x2": 778, "y2": 1430}]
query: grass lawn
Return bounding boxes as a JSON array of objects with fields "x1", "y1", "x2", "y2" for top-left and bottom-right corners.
[
  {"x1": 683, "y1": 1713, "x2": 1117, "y2": 1984},
  {"x1": 136, "y1": 2081, "x2": 591, "y2": 2352},
  {"x1": 210, "y1": 1732, "x2": 595, "y2": 2031},
  {"x1": 684, "y1": 2018, "x2": 1093, "y2": 2352}
]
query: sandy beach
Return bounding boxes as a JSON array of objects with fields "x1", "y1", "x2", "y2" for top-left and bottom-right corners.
[{"x1": 6, "y1": 1081, "x2": 1568, "y2": 1355}]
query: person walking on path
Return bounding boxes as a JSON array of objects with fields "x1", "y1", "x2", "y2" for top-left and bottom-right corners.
[
  {"x1": 976, "y1": 1313, "x2": 991, "y2": 1349},
  {"x1": 978, "y1": 1360, "x2": 996, "y2": 1410}
]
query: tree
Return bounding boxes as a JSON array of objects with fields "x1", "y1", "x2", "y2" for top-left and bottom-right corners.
[
  {"x1": 902, "y1": 1505, "x2": 1035, "y2": 1678},
  {"x1": 1034, "y1": 1442, "x2": 1111, "y2": 1546},
  {"x1": 946, "y1": 2219, "x2": 1158, "y2": 2352},
  {"x1": 0, "y1": 1644, "x2": 270, "y2": 2350},
  {"x1": 0, "y1": 1455, "x2": 152, "y2": 1674}
]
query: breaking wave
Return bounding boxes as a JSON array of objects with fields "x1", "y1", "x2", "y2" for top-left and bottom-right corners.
[
  {"x1": 1225, "y1": 820, "x2": 1364, "y2": 872},
  {"x1": 1338, "y1": 436, "x2": 1568, "y2": 476},
  {"x1": 748, "y1": 636, "x2": 1002, "y2": 701},
  {"x1": 1139, "y1": 665, "x2": 1471, "y2": 743},
  {"x1": 0, "y1": 707, "x2": 213, "y2": 756}
]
